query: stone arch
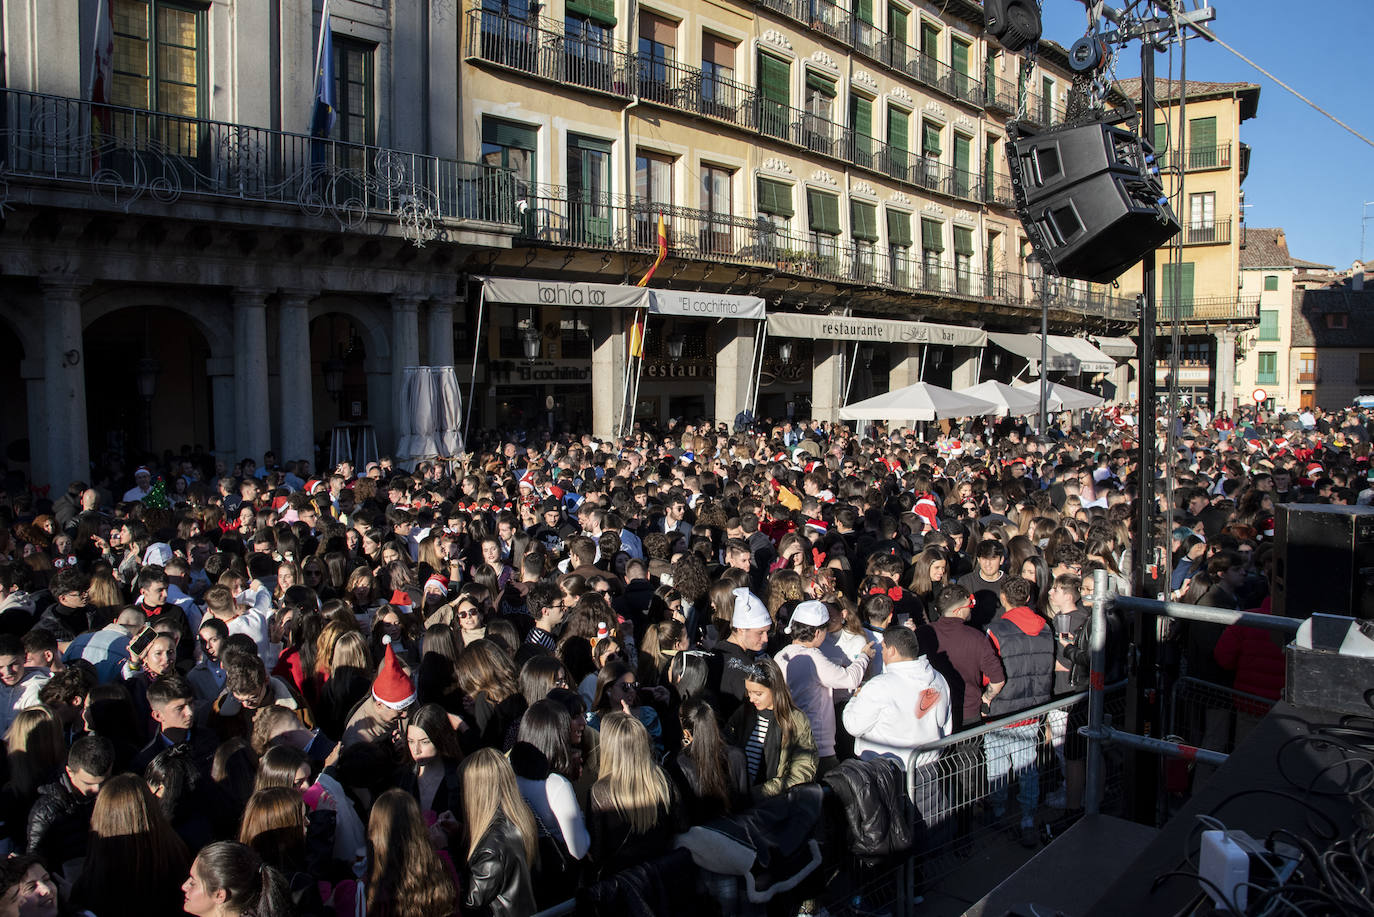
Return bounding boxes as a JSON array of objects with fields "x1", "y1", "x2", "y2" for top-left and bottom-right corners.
[
  {"x1": 308, "y1": 294, "x2": 391, "y2": 360},
  {"x1": 309, "y1": 295, "x2": 394, "y2": 456},
  {"x1": 81, "y1": 286, "x2": 233, "y2": 358}
]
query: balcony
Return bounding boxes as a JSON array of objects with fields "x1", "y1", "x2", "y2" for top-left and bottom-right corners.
[
  {"x1": 467, "y1": 10, "x2": 636, "y2": 98},
  {"x1": 984, "y1": 172, "x2": 1016, "y2": 209},
  {"x1": 1157, "y1": 295, "x2": 1261, "y2": 324},
  {"x1": 637, "y1": 57, "x2": 758, "y2": 131},
  {"x1": 759, "y1": 100, "x2": 852, "y2": 159},
  {"x1": 1156, "y1": 143, "x2": 1231, "y2": 172},
  {"x1": 1183, "y1": 218, "x2": 1232, "y2": 246},
  {"x1": 0, "y1": 87, "x2": 519, "y2": 237},
  {"x1": 983, "y1": 75, "x2": 1019, "y2": 114},
  {"x1": 513, "y1": 186, "x2": 1137, "y2": 319}
]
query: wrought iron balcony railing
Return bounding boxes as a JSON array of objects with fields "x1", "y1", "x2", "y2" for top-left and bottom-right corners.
[
  {"x1": 0, "y1": 87, "x2": 520, "y2": 238},
  {"x1": 1182, "y1": 218, "x2": 1232, "y2": 246},
  {"x1": 1157, "y1": 295, "x2": 1261, "y2": 323},
  {"x1": 468, "y1": 10, "x2": 637, "y2": 97},
  {"x1": 984, "y1": 171, "x2": 1016, "y2": 208}
]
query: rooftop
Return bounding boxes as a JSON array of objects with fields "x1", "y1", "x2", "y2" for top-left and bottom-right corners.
[
  {"x1": 1114, "y1": 77, "x2": 1262, "y2": 121},
  {"x1": 1239, "y1": 228, "x2": 1333, "y2": 270}
]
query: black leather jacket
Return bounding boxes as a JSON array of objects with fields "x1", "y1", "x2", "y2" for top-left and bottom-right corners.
[
  {"x1": 464, "y1": 811, "x2": 536, "y2": 917},
  {"x1": 27, "y1": 772, "x2": 94, "y2": 867}
]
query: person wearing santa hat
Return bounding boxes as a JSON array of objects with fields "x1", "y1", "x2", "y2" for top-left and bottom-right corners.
[
  {"x1": 341, "y1": 640, "x2": 416, "y2": 749},
  {"x1": 122, "y1": 466, "x2": 155, "y2": 503}
]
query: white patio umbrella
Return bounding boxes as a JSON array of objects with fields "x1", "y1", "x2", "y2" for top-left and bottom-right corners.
[
  {"x1": 397, "y1": 366, "x2": 442, "y2": 469},
  {"x1": 838, "y1": 381, "x2": 997, "y2": 421},
  {"x1": 958, "y1": 380, "x2": 1043, "y2": 417},
  {"x1": 1014, "y1": 380, "x2": 1105, "y2": 411},
  {"x1": 435, "y1": 365, "x2": 464, "y2": 457}
]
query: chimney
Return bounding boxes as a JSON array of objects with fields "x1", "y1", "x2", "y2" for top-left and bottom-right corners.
[{"x1": 1355, "y1": 273, "x2": 1365, "y2": 292}]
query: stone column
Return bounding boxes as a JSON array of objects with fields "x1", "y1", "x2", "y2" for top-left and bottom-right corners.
[
  {"x1": 887, "y1": 343, "x2": 921, "y2": 434},
  {"x1": 810, "y1": 342, "x2": 843, "y2": 426},
  {"x1": 591, "y1": 310, "x2": 627, "y2": 440},
  {"x1": 951, "y1": 345, "x2": 981, "y2": 390},
  {"x1": 206, "y1": 357, "x2": 237, "y2": 470},
  {"x1": 1214, "y1": 329, "x2": 1237, "y2": 416},
  {"x1": 426, "y1": 299, "x2": 455, "y2": 367},
  {"x1": 391, "y1": 292, "x2": 423, "y2": 455},
  {"x1": 277, "y1": 290, "x2": 315, "y2": 467},
  {"x1": 21, "y1": 359, "x2": 48, "y2": 490},
  {"x1": 40, "y1": 278, "x2": 89, "y2": 492},
  {"x1": 1111, "y1": 361, "x2": 1132, "y2": 404},
  {"x1": 233, "y1": 289, "x2": 271, "y2": 465},
  {"x1": 714, "y1": 320, "x2": 756, "y2": 426}
]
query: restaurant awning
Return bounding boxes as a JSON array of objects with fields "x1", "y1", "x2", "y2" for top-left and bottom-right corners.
[
  {"x1": 987, "y1": 332, "x2": 1079, "y2": 373},
  {"x1": 475, "y1": 276, "x2": 767, "y2": 320},
  {"x1": 1048, "y1": 336, "x2": 1117, "y2": 374},
  {"x1": 767, "y1": 312, "x2": 986, "y2": 347},
  {"x1": 1090, "y1": 335, "x2": 1136, "y2": 359}
]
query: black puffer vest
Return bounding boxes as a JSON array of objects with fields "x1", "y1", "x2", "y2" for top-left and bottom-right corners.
[{"x1": 987, "y1": 610, "x2": 1054, "y2": 717}]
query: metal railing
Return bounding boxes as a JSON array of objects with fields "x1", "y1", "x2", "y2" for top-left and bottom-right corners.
[
  {"x1": 1157, "y1": 295, "x2": 1261, "y2": 323},
  {"x1": 0, "y1": 88, "x2": 521, "y2": 233},
  {"x1": 1157, "y1": 143, "x2": 1231, "y2": 171},
  {"x1": 983, "y1": 74, "x2": 1020, "y2": 113},
  {"x1": 637, "y1": 56, "x2": 759, "y2": 131},
  {"x1": 467, "y1": 10, "x2": 637, "y2": 97},
  {"x1": 984, "y1": 171, "x2": 1017, "y2": 208},
  {"x1": 1182, "y1": 218, "x2": 1232, "y2": 245}
]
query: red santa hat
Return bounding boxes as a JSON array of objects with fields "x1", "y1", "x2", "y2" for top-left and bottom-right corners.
[
  {"x1": 388, "y1": 589, "x2": 413, "y2": 609},
  {"x1": 424, "y1": 574, "x2": 450, "y2": 595},
  {"x1": 518, "y1": 470, "x2": 536, "y2": 491},
  {"x1": 1306, "y1": 463, "x2": 1324, "y2": 477},
  {"x1": 303, "y1": 479, "x2": 326, "y2": 495},
  {"x1": 914, "y1": 496, "x2": 940, "y2": 532},
  {"x1": 372, "y1": 642, "x2": 416, "y2": 710}
]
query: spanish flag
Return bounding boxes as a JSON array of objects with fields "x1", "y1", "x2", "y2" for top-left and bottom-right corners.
[
  {"x1": 636, "y1": 212, "x2": 668, "y2": 287},
  {"x1": 628, "y1": 315, "x2": 645, "y2": 358}
]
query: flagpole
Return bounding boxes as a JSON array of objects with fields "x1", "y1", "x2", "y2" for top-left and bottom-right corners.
[
  {"x1": 313, "y1": 0, "x2": 333, "y2": 95},
  {"x1": 89, "y1": 0, "x2": 107, "y2": 101}
]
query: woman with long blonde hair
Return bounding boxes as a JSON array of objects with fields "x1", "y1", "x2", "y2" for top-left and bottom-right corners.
[
  {"x1": 317, "y1": 629, "x2": 373, "y2": 741},
  {"x1": 71, "y1": 774, "x2": 190, "y2": 917},
  {"x1": 460, "y1": 748, "x2": 537, "y2": 916},
  {"x1": 587, "y1": 712, "x2": 680, "y2": 879},
  {"x1": 2, "y1": 706, "x2": 65, "y2": 852}
]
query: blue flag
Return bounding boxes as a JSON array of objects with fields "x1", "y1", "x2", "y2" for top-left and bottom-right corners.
[{"x1": 310, "y1": 14, "x2": 336, "y2": 138}]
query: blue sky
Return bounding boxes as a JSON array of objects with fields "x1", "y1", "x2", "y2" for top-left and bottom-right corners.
[{"x1": 1039, "y1": 1, "x2": 1371, "y2": 268}]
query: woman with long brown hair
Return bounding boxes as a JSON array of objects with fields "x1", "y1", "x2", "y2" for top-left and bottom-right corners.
[
  {"x1": 725, "y1": 656, "x2": 819, "y2": 803},
  {"x1": 454, "y1": 639, "x2": 525, "y2": 753},
  {"x1": 461, "y1": 748, "x2": 537, "y2": 917},
  {"x1": 907, "y1": 546, "x2": 949, "y2": 608},
  {"x1": 70, "y1": 773, "x2": 190, "y2": 917},
  {"x1": 238, "y1": 785, "x2": 334, "y2": 913},
  {"x1": 1, "y1": 705, "x2": 65, "y2": 850},
  {"x1": 397, "y1": 703, "x2": 464, "y2": 818}
]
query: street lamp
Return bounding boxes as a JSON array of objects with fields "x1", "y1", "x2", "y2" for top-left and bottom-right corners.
[
  {"x1": 135, "y1": 357, "x2": 161, "y2": 452},
  {"x1": 323, "y1": 359, "x2": 345, "y2": 399},
  {"x1": 667, "y1": 333, "x2": 687, "y2": 362},
  {"x1": 521, "y1": 324, "x2": 542, "y2": 362},
  {"x1": 858, "y1": 344, "x2": 874, "y2": 368},
  {"x1": 778, "y1": 340, "x2": 795, "y2": 364}
]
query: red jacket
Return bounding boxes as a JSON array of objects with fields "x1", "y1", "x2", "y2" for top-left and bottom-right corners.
[{"x1": 1214, "y1": 596, "x2": 1285, "y2": 710}]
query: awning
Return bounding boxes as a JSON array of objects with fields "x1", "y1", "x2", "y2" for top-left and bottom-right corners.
[
  {"x1": 768, "y1": 312, "x2": 986, "y2": 347},
  {"x1": 1091, "y1": 335, "x2": 1136, "y2": 359},
  {"x1": 475, "y1": 277, "x2": 767, "y2": 320},
  {"x1": 1048, "y1": 336, "x2": 1117, "y2": 374},
  {"x1": 987, "y1": 332, "x2": 1079, "y2": 373}
]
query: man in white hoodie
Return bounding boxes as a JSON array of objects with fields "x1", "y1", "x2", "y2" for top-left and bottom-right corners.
[{"x1": 842, "y1": 626, "x2": 951, "y2": 767}]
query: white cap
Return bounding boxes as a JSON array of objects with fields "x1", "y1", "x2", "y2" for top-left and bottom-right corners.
[
  {"x1": 785, "y1": 600, "x2": 830, "y2": 634},
  {"x1": 142, "y1": 542, "x2": 173, "y2": 567},
  {"x1": 731, "y1": 588, "x2": 771, "y2": 629}
]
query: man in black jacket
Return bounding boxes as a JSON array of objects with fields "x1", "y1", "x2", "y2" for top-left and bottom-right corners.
[
  {"x1": 707, "y1": 589, "x2": 772, "y2": 721},
  {"x1": 27, "y1": 735, "x2": 113, "y2": 872}
]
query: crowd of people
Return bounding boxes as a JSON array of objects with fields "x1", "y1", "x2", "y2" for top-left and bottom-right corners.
[{"x1": 0, "y1": 400, "x2": 1364, "y2": 916}]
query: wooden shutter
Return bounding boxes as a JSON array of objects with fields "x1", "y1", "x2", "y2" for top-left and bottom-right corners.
[
  {"x1": 567, "y1": 0, "x2": 617, "y2": 26},
  {"x1": 951, "y1": 39, "x2": 969, "y2": 75},
  {"x1": 483, "y1": 117, "x2": 537, "y2": 151},
  {"x1": 855, "y1": 0, "x2": 873, "y2": 24},
  {"x1": 1259, "y1": 309, "x2": 1279, "y2": 341},
  {"x1": 920, "y1": 21, "x2": 939, "y2": 56},
  {"x1": 759, "y1": 53, "x2": 790, "y2": 105},
  {"x1": 851, "y1": 200, "x2": 878, "y2": 241},
  {"x1": 887, "y1": 106, "x2": 908, "y2": 152},
  {"x1": 806, "y1": 71, "x2": 836, "y2": 97},
  {"x1": 1190, "y1": 116, "x2": 1216, "y2": 151},
  {"x1": 1264, "y1": 275, "x2": 1279, "y2": 291},
  {"x1": 639, "y1": 12, "x2": 676, "y2": 46},
  {"x1": 757, "y1": 177, "x2": 794, "y2": 217},
  {"x1": 702, "y1": 33, "x2": 734, "y2": 67},
  {"x1": 953, "y1": 226, "x2": 974, "y2": 255},
  {"x1": 808, "y1": 189, "x2": 840, "y2": 234},
  {"x1": 922, "y1": 120, "x2": 941, "y2": 157},
  {"x1": 851, "y1": 94, "x2": 872, "y2": 138},
  {"x1": 921, "y1": 218, "x2": 943, "y2": 252},
  {"x1": 886, "y1": 209, "x2": 912, "y2": 247},
  {"x1": 888, "y1": 5, "x2": 908, "y2": 44}
]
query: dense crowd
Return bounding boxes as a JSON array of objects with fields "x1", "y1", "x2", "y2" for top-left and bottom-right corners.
[{"x1": 0, "y1": 401, "x2": 1366, "y2": 916}]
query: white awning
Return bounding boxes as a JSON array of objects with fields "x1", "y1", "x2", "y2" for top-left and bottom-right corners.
[
  {"x1": 475, "y1": 277, "x2": 766, "y2": 320},
  {"x1": 987, "y1": 332, "x2": 1079, "y2": 373},
  {"x1": 1091, "y1": 335, "x2": 1136, "y2": 359},
  {"x1": 1048, "y1": 336, "x2": 1117, "y2": 374},
  {"x1": 768, "y1": 312, "x2": 986, "y2": 347}
]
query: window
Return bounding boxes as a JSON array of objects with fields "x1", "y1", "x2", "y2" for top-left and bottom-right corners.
[
  {"x1": 331, "y1": 38, "x2": 375, "y2": 147},
  {"x1": 803, "y1": 71, "x2": 837, "y2": 152},
  {"x1": 111, "y1": 0, "x2": 207, "y2": 153},
  {"x1": 567, "y1": 134, "x2": 612, "y2": 245},
  {"x1": 921, "y1": 218, "x2": 944, "y2": 289},
  {"x1": 1160, "y1": 261, "x2": 1195, "y2": 317},
  {"x1": 918, "y1": 21, "x2": 940, "y2": 83},
  {"x1": 758, "y1": 53, "x2": 791, "y2": 140},
  {"x1": 1040, "y1": 75, "x2": 1054, "y2": 124},
  {"x1": 808, "y1": 189, "x2": 841, "y2": 260},
  {"x1": 1189, "y1": 192, "x2": 1216, "y2": 242},
  {"x1": 701, "y1": 34, "x2": 737, "y2": 107},
  {"x1": 952, "y1": 132, "x2": 973, "y2": 198},
  {"x1": 851, "y1": 199, "x2": 878, "y2": 279},
  {"x1": 953, "y1": 226, "x2": 974, "y2": 293},
  {"x1": 560, "y1": 310, "x2": 593, "y2": 359},
  {"x1": 700, "y1": 164, "x2": 733, "y2": 256},
  {"x1": 887, "y1": 209, "x2": 913, "y2": 285},
  {"x1": 1264, "y1": 275, "x2": 1279, "y2": 292},
  {"x1": 1258, "y1": 309, "x2": 1279, "y2": 341},
  {"x1": 1360, "y1": 353, "x2": 1374, "y2": 384},
  {"x1": 919, "y1": 120, "x2": 942, "y2": 189},
  {"x1": 481, "y1": 0, "x2": 537, "y2": 71},
  {"x1": 482, "y1": 117, "x2": 537, "y2": 231},
  {"x1": 1190, "y1": 116, "x2": 1217, "y2": 168},
  {"x1": 885, "y1": 106, "x2": 910, "y2": 181},
  {"x1": 888, "y1": 5, "x2": 909, "y2": 66},
  {"x1": 850, "y1": 94, "x2": 875, "y2": 167},
  {"x1": 1298, "y1": 352, "x2": 1316, "y2": 384},
  {"x1": 638, "y1": 13, "x2": 677, "y2": 102},
  {"x1": 635, "y1": 151, "x2": 673, "y2": 246},
  {"x1": 950, "y1": 38, "x2": 972, "y2": 98},
  {"x1": 757, "y1": 176, "x2": 794, "y2": 231},
  {"x1": 1328, "y1": 313, "x2": 1349, "y2": 329},
  {"x1": 986, "y1": 229, "x2": 1002, "y2": 285},
  {"x1": 1256, "y1": 352, "x2": 1277, "y2": 386},
  {"x1": 566, "y1": 15, "x2": 614, "y2": 90},
  {"x1": 984, "y1": 135, "x2": 999, "y2": 197},
  {"x1": 984, "y1": 49, "x2": 998, "y2": 102}
]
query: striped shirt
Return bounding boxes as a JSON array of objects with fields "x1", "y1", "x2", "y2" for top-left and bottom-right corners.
[{"x1": 744, "y1": 710, "x2": 773, "y2": 780}]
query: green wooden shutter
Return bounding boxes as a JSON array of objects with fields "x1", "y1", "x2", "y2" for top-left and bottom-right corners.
[
  {"x1": 806, "y1": 71, "x2": 836, "y2": 97},
  {"x1": 951, "y1": 39, "x2": 969, "y2": 75},
  {"x1": 1259, "y1": 309, "x2": 1279, "y2": 341},
  {"x1": 985, "y1": 48, "x2": 996, "y2": 89},
  {"x1": 888, "y1": 6, "x2": 908, "y2": 45},
  {"x1": 1152, "y1": 122, "x2": 1167, "y2": 152},
  {"x1": 851, "y1": 94, "x2": 873, "y2": 161},
  {"x1": 1264, "y1": 275, "x2": 1279, "y2": 291},
  {"x1": 757, "y1": 177, "x2": 794, "y2": 217},
  {"x1": 1161, "y1": 261, "x2": 1195, "y2": 315},
  {"x1": 566, "y1": 0, "x2": 617, "y2": 26},
  {"x1": 921, "y1": 218, "x2": 943, "y2": 252},
  {"x1": 569, "y1": 134, "x2": 612, "y2": 153},
  {"x1": 483, "y1": 117, "x2": 538, "y2": 151},
  {"x1": 922, "y1": 120, "x2": 941, "y2": 157},
  {"x1": 953, "y1": 226, "x2": 974, "y2": 254},
  {"x1": 920, "y1": 22, "x2": 940, "y2": 56},
  {"x1": 953, "y1": 133, "x2": 970, "y2": 171},
  {"x1": 855, "y1": 0, "x2": 873, "y2": 24},
  {"x1": 759, "y1": 53, "x2": 790, "y2": 105},
  {"x1": 886, "y1": 209, "x2": 912, "y2": 247},
  {"x1": 887, "y1": 106, "x2": 909, "y2": 153},
  {"x1": 1190, "y1": 116, "x2": 1217, "y2": 167},
  {"x1": 808, "y1": 189, "x2": 840, "y2": 234},
  {"x1": 851, "y1": 200, "x2": 878, "y2": 241}
]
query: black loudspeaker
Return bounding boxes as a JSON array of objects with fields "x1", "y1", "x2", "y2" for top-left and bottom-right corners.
[
  {"x1": 1272, "y1": 504, "x2": 1374, "y2": 621},
  {"x1": 984, "y1": 0, "x2": 1042, "y2": 53},
  {"x1": 1007, "y1": 120, "x2": 1179, "y2": 284}
]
